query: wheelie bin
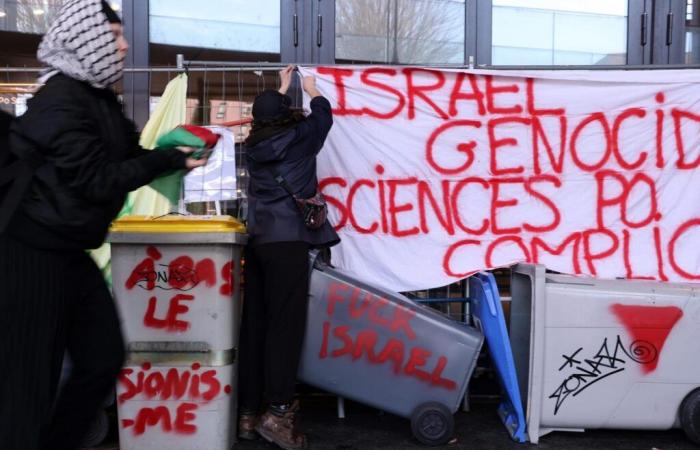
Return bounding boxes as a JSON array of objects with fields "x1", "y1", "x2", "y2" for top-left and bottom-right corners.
[
  {"x1": 510, "y1": 263, "x2": 700, "y2": 445},
  {"x1": 298, "y1": 253, "x2": 484, "y2": 446},
  {"x1": 109, "y1": 215, "x2": 246, "y2": 450}
]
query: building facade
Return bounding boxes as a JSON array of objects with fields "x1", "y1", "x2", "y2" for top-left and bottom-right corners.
[{"x1": 2, "y1": 1, "x2": 699, "y2": 122}]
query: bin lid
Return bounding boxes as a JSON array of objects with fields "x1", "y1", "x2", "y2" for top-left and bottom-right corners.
[{"x1": 110, "y1": 215, "x2": 246, "y2": 234}]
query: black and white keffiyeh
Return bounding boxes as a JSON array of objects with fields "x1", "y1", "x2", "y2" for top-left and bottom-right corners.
[{"x1": 37, "y1": 0, "x2": 123, "y2": 89}]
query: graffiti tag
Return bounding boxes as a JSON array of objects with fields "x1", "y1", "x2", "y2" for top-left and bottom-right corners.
[{"x1": 549, "y1": 335, "x2": 657, "y2": 415}]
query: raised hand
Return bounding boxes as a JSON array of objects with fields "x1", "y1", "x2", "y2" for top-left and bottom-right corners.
[{"x1": 278, "y1": 64, "x2": 295, "y2": 95}]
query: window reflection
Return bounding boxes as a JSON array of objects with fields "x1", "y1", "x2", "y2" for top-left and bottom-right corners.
[
  {"x1": 149, "y1": 0, "x2": 280, "y2": 54},
  {"x1": 492, "y1": 0, "x2": 628, "y2": 65},
  {"x1": 686, "y1": 0, "x2": 700, "y2": 63},
  {"x1": 335, "y1": 0, "x2": 465, "y2": 64},
  {"x1": 0, "y1": 0, "x2": 122, "y2": 34}
]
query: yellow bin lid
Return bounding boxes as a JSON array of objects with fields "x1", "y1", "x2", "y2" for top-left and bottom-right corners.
[{"x1": 110, "y1": 215, "x2": 246, "y2": 234}]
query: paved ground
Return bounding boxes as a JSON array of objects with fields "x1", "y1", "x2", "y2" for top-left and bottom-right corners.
[{"x1": 90, "y1": 395, "x2": 696, "y2": 450}]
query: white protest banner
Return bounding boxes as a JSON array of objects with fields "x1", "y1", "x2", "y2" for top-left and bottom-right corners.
[{"x1": 299, "y1": 66, "x2": 700, "y2": 292}]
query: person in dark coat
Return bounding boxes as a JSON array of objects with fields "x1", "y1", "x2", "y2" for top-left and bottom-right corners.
[
  {"x1": 0, "y1": 2, "x2": 207, "y2": 449},
  {"x1": 238, "y1": 66, "x2": 339, "y2": 449}
]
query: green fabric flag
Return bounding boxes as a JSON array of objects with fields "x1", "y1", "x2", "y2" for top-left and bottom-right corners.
[
  {"x1": 157, "y1": 124, "x2": 220, "y2": 158},
  {"x1": 149, "y1": 167, "x2": 184, "y2": 206},
  {"x1": 150, "y1": 125, "x2": 221, "y2": 203}
]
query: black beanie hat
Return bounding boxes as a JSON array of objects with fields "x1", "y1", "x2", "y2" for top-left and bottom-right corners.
[
  {"x1": 101, "y1": 0, "x2": 122, "y2": 23},
  {"x1": 252, "y1": 90, "x2": 293, "y2": 122}
]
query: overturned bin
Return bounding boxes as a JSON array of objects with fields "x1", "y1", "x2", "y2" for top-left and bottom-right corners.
[
  {"x1": 298, "y1": 253, "x2": 484, "y2": 446},
  {"x1": 510, "y1": 263, "x2": 700, "y2": 444},
  {"x1": 109, "y1": 216, "x2": 246, "y2": 450}
]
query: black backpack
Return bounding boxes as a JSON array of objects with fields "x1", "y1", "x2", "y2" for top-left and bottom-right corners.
[{"x1": 0, "y1": 110, "x2": 44, "y2": 232}]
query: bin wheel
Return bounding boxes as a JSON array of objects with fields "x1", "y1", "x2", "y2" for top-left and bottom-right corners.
[
  {"x1": 80, "y1": 409, "x2": 109, "y2": 448},
  {"x1": 681, "y1": 389, "x2": 700, "y2": 445},
  {"x1": 410, "y1": 402, "x2": 454, "y2": 446}
]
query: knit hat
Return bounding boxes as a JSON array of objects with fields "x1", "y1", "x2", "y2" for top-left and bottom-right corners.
[
  {"x1": 38, "y1": 0, "x2": 124, "y2": 88},
  {"x1": 101, "y1": 0, "x2": 121, "y2": 23},
  {"x1": 252, "y1": 90, "x2": 293, "y2": 122}
]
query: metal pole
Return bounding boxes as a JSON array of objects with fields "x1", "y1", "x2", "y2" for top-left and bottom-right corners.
[
  {"x1": 0, "y1": 66, "x2": 292, "y2": 73},
  {"x1": 182, "y1": 60, "x2": 291, "y2": 68},
  {"x1": 385, "y1": 1, "x2": 391, "y2": 62},
  {"x1": 4, "y1": 63, "x2": 700, "y2": 74},
  {"x1": 391, "y1": 0, "x2": 398, "y2": 63},
  {"x1": 122, "y1": 0, "x2": 150, "y2": 128}
]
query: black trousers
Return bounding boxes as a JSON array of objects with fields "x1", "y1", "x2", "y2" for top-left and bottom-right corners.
[
  {"x1": 0, "y1": 235, "x2": 125, "y2": 450},
  {"x1": 239, "y1": 241, "x2": 310, "y2": 411}
]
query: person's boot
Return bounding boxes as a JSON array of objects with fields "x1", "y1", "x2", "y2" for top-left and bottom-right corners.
[
  {"x1": 255, "y1": 400, "x2": 307, "y2": 450},
  {"x1": 238, "y1": 408, "x2": 260, "y2": 440}
]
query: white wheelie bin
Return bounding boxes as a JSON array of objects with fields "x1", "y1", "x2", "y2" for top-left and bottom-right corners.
[
  {"x1": 510, "y1": 263, "x2": 700, "y2": 444},
  {"x1": 109, "y1": 215, "x2": 246, "y2": 450}
]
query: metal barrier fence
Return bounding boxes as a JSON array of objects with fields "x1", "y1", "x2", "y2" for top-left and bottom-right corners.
[
  {"x1": 0, "y1": 62, "x2": 489, "y2": 306},
  {"x1": 1, "y1": 61, "x2": 522, "y2": 407}
]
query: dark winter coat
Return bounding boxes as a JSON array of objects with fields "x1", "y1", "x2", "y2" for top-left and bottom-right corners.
[
  {"x1": 245, "y1": 96, "x2": 340, "y2": 248},
  {"x1": 5, "y1": 74, "x2": 187, "y2": 250}
]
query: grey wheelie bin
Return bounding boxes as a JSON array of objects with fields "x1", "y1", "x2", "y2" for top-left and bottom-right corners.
[{"x1": 298, "y1": 253, "x2": 484, "y2": 446}]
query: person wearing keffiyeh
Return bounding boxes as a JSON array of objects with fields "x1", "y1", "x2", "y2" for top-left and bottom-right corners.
[{"x1": 0, "y1": 2, "x2": 207, "y2": 449}]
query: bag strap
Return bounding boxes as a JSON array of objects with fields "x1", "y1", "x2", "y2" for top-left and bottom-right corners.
[
  {"x1": 258, "y1": 161, "x2": 300, "y2": 200},
  {"x1": 272, "y1": 173, "x2": 299, "y2": 199}
]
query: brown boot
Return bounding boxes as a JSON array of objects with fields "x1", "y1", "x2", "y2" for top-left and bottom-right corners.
[
  {"x1": 255, "y1": 400, "x2": 308, "y2": 450},
  {"x1": 238, "y1": 410, "x2": 259, "y2": 440}
]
